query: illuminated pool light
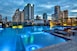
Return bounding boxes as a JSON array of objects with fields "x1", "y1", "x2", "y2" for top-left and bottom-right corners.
[
  {"x1": 0, "y1": 28, "x2": 3, "y2": 30},
  {"x1": 26, "y1": 45, "x2": 41, "y2": 51},
  {"x1": 30, "y1": 46, "x2": 37, "y2": 50}
]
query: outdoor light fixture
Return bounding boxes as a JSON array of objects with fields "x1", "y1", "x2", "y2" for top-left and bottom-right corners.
[
  {"x1": 63, "y1": 23, "x2": 67, "y2": 26},
  {"x1": 12, "y1": 25, "x2": 23, "y2": 29},
  {"x1": 18, "y1": 25, "x2": 23, "y2": 29},
  {"x1": 12, "y1": 26, "x2": 17, "y2": 29}
]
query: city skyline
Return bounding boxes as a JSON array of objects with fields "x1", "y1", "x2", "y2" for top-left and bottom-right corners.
[{"x1": 0, "y1": 0, "x2": 77, "y2": 21}]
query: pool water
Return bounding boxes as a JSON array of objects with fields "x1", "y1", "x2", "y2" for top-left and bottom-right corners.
[{"x1": 0, "y1": 26, "x2": 65, "y2": 51}]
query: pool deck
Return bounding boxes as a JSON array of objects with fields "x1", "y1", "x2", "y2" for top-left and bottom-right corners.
[
  {"x1": 34, "y1": 31, "x2": 77, "y2": 51},
  {"x1": 44, "y1": 30, "x2": 71, "y2": 40}
]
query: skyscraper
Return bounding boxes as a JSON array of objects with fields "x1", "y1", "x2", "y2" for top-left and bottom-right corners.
[
  {"x1": 52, "y1": 14, "x2": 56, "y2": 21},
  {"x1": 12, "y1": 8, "x2": 21, "y2": 23},
  {"x1": 0, "y1": 14, "x2": 2, "y2": 22},
  {"x1": 20, "y1": 10, "x2": 24, "y2": 23},
  {"x1": 5, "y1": 16, "x2": 8, "y2": 23},
  {"x1": 24, "y1": 3, "x2": 34, "y2": 20},
  {"x1": 54, "y1": 5, "x2": 60, "y2": 14},
  {"x1": 63, "y1": 10, "x2": 68, "y2": 19},
  {"x1": 63, "y1": 10, "x2": 68, "y2": 23},
  {"x1": 54, "y1": 5, "x2": 61, "y2": 21},
  {"x1": 43, "y1": 13, "x2": 47, "y2": 20}
]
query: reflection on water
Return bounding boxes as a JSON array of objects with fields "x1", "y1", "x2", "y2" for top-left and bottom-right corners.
[{"x1": 17, "y1": 26, "x2": 50, "y2": 33}]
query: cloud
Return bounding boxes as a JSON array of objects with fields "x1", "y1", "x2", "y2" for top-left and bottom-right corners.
[
  {"x1": 68, "y1": 16, "x2": 77, "y2": 17},
  {"x1": 38, "y1": 4, "x2": 54, "y2": 9},
  {"x1": 70, "y1": 10, "x2": 77, "y2": 12},
  {"x1": 0, "y1": 0, "x2": 77, "y2": 21},
  {"x1": 64, "y1": 5, "x2": 70, "y2": 8}
]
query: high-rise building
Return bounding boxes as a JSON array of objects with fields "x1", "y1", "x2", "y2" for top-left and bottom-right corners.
[
  {"x1": 20, "y1": 10, "x2": 24, "y2": 23},
  {"x1": 0, "y1": 14, "x2": 2, "y2": 22},
  {"x1": 63, "y1": 10, "x2": 68, "y2": 22},
  {"x1": 43, "y1": 13, "x2": 47, "y2": 20},
  {"x1": 5, "y1": 16, "x2": 8, "y2": 23},
  {"x1": 52, "y1": 14, "x2": 56, "y2": 21},
  {"x1": 54, "y1": 5, "x2": 61, "y2": 21},
  {"x1": 24, "y1": 3, "x2": 34, "y2": 20},
  {"x1": 63, "y1": 10, "x2": 68, "y2": 19},
  {"x1": 54, "y1": 5, "x2": 60, "y2": 14},
  {"x1": 12, "y1": 8, "x2": 21, "y2": 23}
]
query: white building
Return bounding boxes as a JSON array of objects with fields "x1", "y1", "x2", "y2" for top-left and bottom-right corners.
[{"x1": 33, "y1": 20, "x2": 44, "y2": 25}]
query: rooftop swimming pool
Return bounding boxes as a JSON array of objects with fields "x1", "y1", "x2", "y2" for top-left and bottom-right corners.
[{"x1": 0, "y1": 26, "x2": 66, "y2": 51}]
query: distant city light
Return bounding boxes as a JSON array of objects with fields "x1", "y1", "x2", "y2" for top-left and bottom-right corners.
[{"x1": 50, "y1": 21, "x2": 54, "y2": 28}]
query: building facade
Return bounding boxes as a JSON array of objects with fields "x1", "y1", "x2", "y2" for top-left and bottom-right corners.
[
  {"x1": 20, "y1": 10, "x2": 24, "y2": 23},
  {"x1": 5, "y1": 16, "x2": 8, "y2": 23},
  {"x1": 52, "y1": 5, "x2": 68, "y2": 24},
  {"x1": 24, "y1": 3, "x2": 34, "y2": 20},
  {"x1": 0, "y1": 14, "x2": 2, "y2": 22},
  {"x1": 54, "y1": 5, "x2": 61, "y2": 21},
  {"x1": 43, "y1": 13, "x2": 47, "y2": 20},
  {"x1": 52, "y1": 5, "x2": 61, "y2": 22},
  {"x1": 63, "y1": 10, "x2": 68, "y2": 23},
  {"x1": 12, "y1": 9, "x2": 21, "y2": 23}
]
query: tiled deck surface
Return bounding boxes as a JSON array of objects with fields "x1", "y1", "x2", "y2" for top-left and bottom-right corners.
[
  {"x1": 44, "y1": 30, "x2": 71, "y2": 40},
  {"x1": 34, "y1": 32, "x2": 77, "y2": 51}
]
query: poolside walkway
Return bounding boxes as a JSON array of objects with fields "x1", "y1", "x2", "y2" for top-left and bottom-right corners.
[
  {"x1": 34, "y1": 31, "x2": 77, "y2": 51},
  {"x1": 44, "y1": 30, "x2": 71, "y2": 40}
]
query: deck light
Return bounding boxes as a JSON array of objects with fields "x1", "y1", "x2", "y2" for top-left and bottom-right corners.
[
  {"x1": 73, "y1": 24, "x2": 76, "y2": 26},
  {"x1": 12, "y1": 25, "x2": 23, "y2": 29},
  {"x1": 18, "y1": 25, "x2": 23, "y2": 29},
  {"x1": 12, "y1": 26, "x2": 17, "y2": 29},
  {"x1": 63, "y1": 24, "x2": 67, "y2": 26}
]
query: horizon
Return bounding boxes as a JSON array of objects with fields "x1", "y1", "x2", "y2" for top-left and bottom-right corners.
[{"x1": 0, "y1": 0, "x2": 77, "y2": 21}]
